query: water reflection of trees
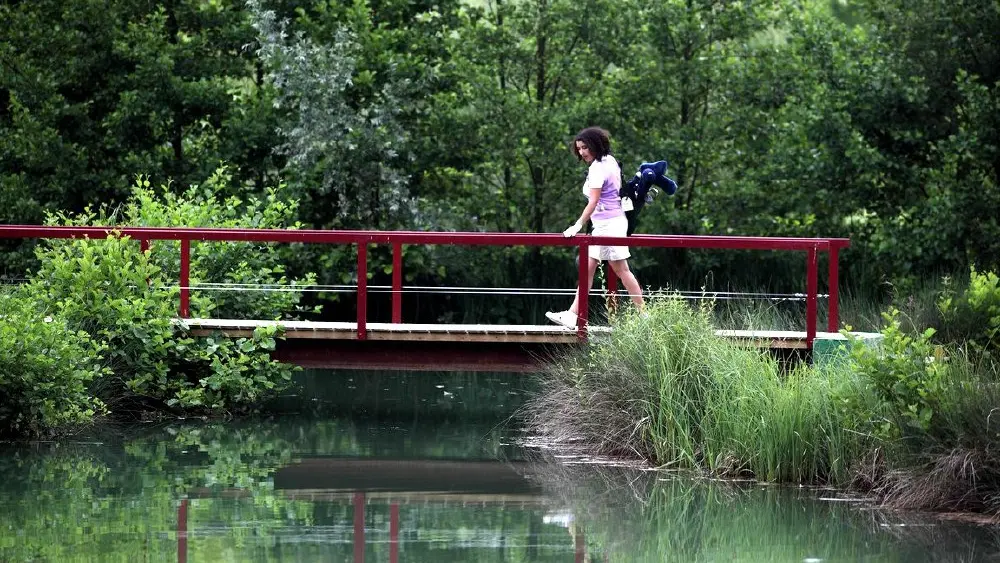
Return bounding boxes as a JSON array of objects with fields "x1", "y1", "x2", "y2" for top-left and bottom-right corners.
[
  {"x1": 0, "y1": 423, "x2": 301, "y2": 561},
  {"x1": 520, "y1": 451, "x2": 1000, "y2": 562},
  {"x1": 0, "y1": 417, "x2": 546, "y2": 561},
  {"x1": 6, "y1": 418, "x2": 999, "y2": 562}
]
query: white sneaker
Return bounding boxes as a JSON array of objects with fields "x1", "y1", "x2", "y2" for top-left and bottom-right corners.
[{"x1": 545, "y1": 310, "x2": 578, "y2": 328}]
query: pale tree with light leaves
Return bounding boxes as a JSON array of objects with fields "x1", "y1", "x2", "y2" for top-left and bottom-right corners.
[{"x1": 246, "y1": 0, "x2": 412, "y2": 232}]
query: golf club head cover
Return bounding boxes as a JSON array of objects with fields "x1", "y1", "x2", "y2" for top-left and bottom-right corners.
[{"x1": 637, "y1": 160, "x2": 677, "y2": 196}]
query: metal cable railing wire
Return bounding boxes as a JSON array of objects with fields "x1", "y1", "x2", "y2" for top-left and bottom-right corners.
[{"x1": 151, "y1": 282, "x2": 828, "y2": 301}]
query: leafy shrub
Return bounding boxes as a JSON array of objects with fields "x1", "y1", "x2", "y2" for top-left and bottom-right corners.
[
  {"x1": 29, "y1": 234, "x2": 297, "y2": 412},
  {"x1": 29, "y1": 235, "x2": 177, "y2": 390},
  {"x1": 52, "y1": 168, "x2": 318, "y2": 320},
  {"x1": 163, "y1": 325, "x2": 292, "y2": 409},
  {"x1": 0, "y1": 288, "x2": 107, "y2": 436},
  {"x1": 25, "y1": 168, "x2": 313, "y2": 414},
  {"x1": 851, "y1": 311, "x2": 1000, "y2": 514},
  {"x1": 886, "y1": 351, "x2": 1000, "y2": 514},
  {"x1": 938, "y1": 266, "x2": 1000, "y2": 358},
  {"x1": 850, "y1": 268, "x2": 1000, "y2": 445},
  {"x1": 850, "y1": 308, "x2": 947, "y2": 438}
]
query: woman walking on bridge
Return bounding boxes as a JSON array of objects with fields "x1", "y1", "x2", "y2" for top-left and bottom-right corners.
[{"x1": 546, "y1": 126, "x2": 644, "y2": 328}]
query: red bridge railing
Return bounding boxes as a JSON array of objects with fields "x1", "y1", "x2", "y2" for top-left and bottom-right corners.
[{"x1": 0, "y1": 226, "x2": 849, "y2": 345}]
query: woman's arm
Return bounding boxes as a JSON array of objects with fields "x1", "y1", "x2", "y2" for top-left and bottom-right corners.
[
  {"x1": 577, "y1": 188, "x2": 601, "y2": 225},
  {"x1": 563, "y1": 188, "x2": 601, "y2": 237}
]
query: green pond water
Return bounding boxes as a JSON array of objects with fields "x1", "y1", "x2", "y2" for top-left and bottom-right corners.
[{"x1": 1, "y1": 370, "x2": 998, "y2": 562}]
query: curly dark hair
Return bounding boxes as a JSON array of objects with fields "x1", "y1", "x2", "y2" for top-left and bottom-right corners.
[{"x1": 571, "y1": 127, "x2": 612, "y2": 161}]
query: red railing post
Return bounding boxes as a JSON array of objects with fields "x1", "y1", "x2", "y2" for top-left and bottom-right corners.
[
  {"x1": 177, "y1": 499, "x2": 188, "y2": 563},
  {"x1": 357, "y1": 243, "x2": 368, "y2": 340},
  {"x1": 179, "y1": 239, "x2": 190, "y2": 318},
  {"x1": 806, "y1": 246, "x2": 818, "y2": 346},
  {"x1": 392, "y1": 243, "x2": 402, "y2": 324},
  {"x1": 353, "y1": 492, "x2": 365, "y2": 563},
  {"x1": 827, "y1": 246, "x2": 840, "y2": 332},
  {"x1": 389, "y1": 502, "x2": 399, "y2": 563},
  {"x1": 577, "y1": 244, "x2": 589, "y2": 339},
  {"x1": 140, "y1": 239, "x2": 151, "y2": 287}
]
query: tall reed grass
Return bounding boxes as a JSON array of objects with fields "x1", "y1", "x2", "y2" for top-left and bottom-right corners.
[
  {"x1": 522, "y1": 294, "x2": 880, "y2": 485},
  {"x1": 524, "y1": 271, "x2": 1000, "y2": 515}
]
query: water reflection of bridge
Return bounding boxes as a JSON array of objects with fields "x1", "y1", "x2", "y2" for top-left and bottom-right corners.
[
  {"x1": 274, "y1": 458, "x2": 543, "y2": 495},
  {"x1": 179, "y1": 457, "x2": 592, "y2": 563}
]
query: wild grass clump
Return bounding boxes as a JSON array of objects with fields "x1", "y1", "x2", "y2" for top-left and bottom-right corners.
[
  {"x1": 866, "y1": 352, "x2": 1000, "y2": 515},
  {"x1": 852, "y1": 316, "x2": 1000, "y2": 514},
  {"x1": 806, "y1": 268, "x2": 1000, "y2": 514},
  {"x1": 525, "y1": 270, "x2": 1000, "y2": 515},
  {"x1": 522, "y1": 294, "x2": 876, "y2": 484}
]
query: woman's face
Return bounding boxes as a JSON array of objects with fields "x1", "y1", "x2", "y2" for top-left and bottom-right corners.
[{"x1": 575, "y1": 141, "x2": 595, "y2": 164}]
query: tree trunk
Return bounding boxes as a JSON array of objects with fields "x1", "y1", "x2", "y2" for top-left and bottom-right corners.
[{"x1": 165, "y1": 0, "x2": 184, "y2": 173}]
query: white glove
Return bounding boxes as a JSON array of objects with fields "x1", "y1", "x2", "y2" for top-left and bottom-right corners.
[{"x1": 562, "y1": 221, "x2": 583, "y2": 237}]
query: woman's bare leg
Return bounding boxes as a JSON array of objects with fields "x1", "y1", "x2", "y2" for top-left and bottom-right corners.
[
  {"x1": 609, "y1": 258, "x2": 644, "y2": 309},
  {"x1": 568, "y1": 257, "x2": 601, "y2": 314}
]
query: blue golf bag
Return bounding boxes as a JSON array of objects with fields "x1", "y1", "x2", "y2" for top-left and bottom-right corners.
[{"x1": 619, "y1": 160, "x2": 678, "y2": 236}]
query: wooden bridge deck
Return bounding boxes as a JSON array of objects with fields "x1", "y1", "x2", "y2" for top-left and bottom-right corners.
[
  {"x1": 169, "y1": 318, "x2": 872, "y2": 371},
  {"x1": 177, "y1": 318, "x2": 601, "y2": 344},
  {"x1": 179, "y1": 318, "x2": 826, "y2": 349}
]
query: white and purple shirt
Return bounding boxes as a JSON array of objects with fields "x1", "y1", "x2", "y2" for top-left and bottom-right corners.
[{"x1": 582, "y1": 156, "x2": 623, "y2": 221}]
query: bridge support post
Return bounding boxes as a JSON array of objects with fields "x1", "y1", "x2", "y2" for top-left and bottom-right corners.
[
  {"x1": 607, "y1": 264, "x2": 618, "y2": 315},
  {"x1": 180, "y1": 239, "x2": 190, "y2": 318},
  {"x1": 177, "y1": 499, "x2": 188, "y2": 563},
  {"x1": 806, "y1": 246, "x2": 818, "y2": 347},
  {"x1": 357, "y1": 243, "x2": 368, "y2": 340},
  {"x1": 354, "y1": 492, "x2": 365, "y2": 563},
  {"x1": 577, "y1": 244, "x2": 589, "y2": 339},
  {"x1": 827, "y1": 246, "x2": 840, "y2": 332},
  {"x1": 140, "y1": 239, "x2": 150, "y2": 287},
  {"x1": 392, "y1": 243, "x2": 402, "y2": 323},
  {"x1": 390, "y1": 502, "x2": 399, "y2": 563}
]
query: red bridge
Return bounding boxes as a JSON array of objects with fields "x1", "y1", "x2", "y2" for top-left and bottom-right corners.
[{"x1": 0, "y1": 225, "x2": 849, "y2": 371}]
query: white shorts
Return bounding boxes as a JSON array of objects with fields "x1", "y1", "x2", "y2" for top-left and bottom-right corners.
[{"x1": 589, "y1": 215, "x2": 630, "y2": 261}]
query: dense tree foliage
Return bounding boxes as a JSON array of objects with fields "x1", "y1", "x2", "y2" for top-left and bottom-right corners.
[{"x1": 2, "y1": 0, "x2": 999, "y2": 293}]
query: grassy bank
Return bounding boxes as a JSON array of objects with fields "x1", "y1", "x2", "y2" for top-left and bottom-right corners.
[{"x1": 522, "y1": 269, "x2": 1000, "y2": 515}]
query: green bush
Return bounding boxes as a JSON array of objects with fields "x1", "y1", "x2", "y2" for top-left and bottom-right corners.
[
  {"x1": 938, "y1": 266, "x2": 1000, "y2": 357},
  {"x1": 847, "y1": 286, "x2": 1000, "y2": 514},
  {"x1": 0, "y1": 288, "x2": 107, "y2": 436},
  {"x1": 899, "y1": 351, "x2": 1000, "y2": 514},
  {"x1": 850, "y1": 308, "x2": 947, "y2": 438},
  {"x1": 29, "y1": 235, "x2": 177, "y2": 387},
  {"x1": 849, "y1": 270, "x2": 1000, "y2": 442},
  {"x1": 24, "y1": 167, "x2": 313, "y2": 414},
  {"x1": 52, "y1": 168, "x2": 318, "y2": 320},
  {"x1": 850, "y1": 317, "x2": 1000, "y2": 514},
  {"x1": 28, "y1": 234, "x2": 297, "y2": 412}
]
